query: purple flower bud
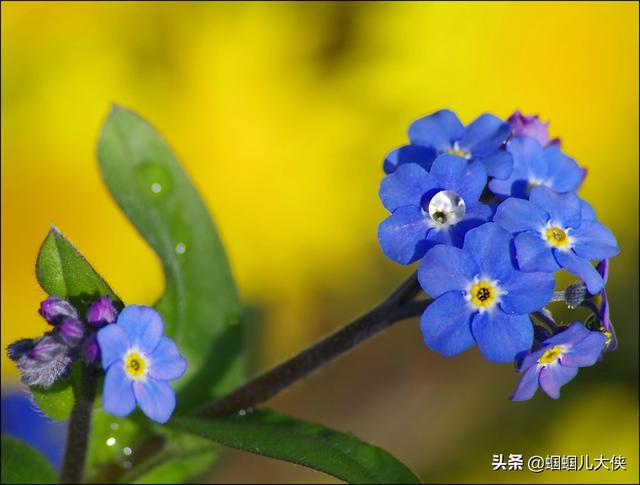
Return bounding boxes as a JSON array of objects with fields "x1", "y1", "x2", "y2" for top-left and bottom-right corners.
[
  {"x1": 596, "y1": 259, "x2": 617, "y2": 352},
  {"x1": 82, "y1": 334, "x2": 100, "y2": 364},
  {"x1": 508, "y1": 110, "x2": 560, "y2": 148},
  {"x1": 87, "y1": 296, "x2": 117, "y2": 326},
  {"x1": 8, "y1": 334, "x2": 72, "y2": 389},
  {"x1": 39, "y1": 297, "x2": 79, "y2": 325},
  {"x1": 30, "y1": 334, "x2": 67, "y2": 361},
  {"x1": 6, "y1": 338, "x2": 35, "y2": 361},
  {"x1": 58, "y1": 319, "x2": 85, "y2": 346}
]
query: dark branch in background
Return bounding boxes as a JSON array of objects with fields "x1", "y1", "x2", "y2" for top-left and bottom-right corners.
[
  {"x1": 60, "y1": 365, "x2": 98, "y2": 484},
  {"x1": 198, "y1": 272, "x2": 428, "y2": 418}
]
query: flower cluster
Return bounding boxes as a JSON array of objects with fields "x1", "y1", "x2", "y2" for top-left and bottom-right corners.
[
  {"x1": 378, "y1": 109, "x2": 620, "y2": 400},
  {"x1": 7, "y1": 296, "x2": 117, "y2": 388},
  {"x1": 7, "y1": 297, "x2": 186, "y2": 423}
]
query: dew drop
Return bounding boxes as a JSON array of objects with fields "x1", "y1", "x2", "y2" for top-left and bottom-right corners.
[
  {"x1": 136, "y1": 162, "x2": 173, "y2": 198},
  {"x1": 427, "y1": 190, "x2": 466, "y2": 226},
  {"x1": 106, "y1": 437, "x2": 116, "y2": 447},
  {"x1": 123, "y1": 447, "x2": 132, "y2": 456},
  {"x1": 175, "y1": 243, "x2": 186, "y2": 255}
]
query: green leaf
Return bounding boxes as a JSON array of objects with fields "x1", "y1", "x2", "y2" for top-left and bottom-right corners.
[
  {"x1": 36, "y1": 227, "x2": 120, "y2": 304},
  {"x1": 32, "y1": 228, "x2": 120, "y2": 421},
  {"x1": 97, "y1": 105, "x2": 244, "y2": 413},
  {"x1": 1, "y1": 436, "x2": 57, "y2": 484},
  {"x1": 31, "y1": 362, "x2": 81, "y2": 421},
  {"x1": 174, "y1": 409, "x2": 421, "y2": 484}
]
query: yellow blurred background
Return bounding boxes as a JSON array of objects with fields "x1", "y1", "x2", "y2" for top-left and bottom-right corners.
[{"x1": 2, "y1": 1, "x2": 638, "y2": 483}]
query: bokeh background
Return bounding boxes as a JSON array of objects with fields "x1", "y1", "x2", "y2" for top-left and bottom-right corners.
[{"x1": 2, "y1": 1, "x2": 638, "y2": 483}]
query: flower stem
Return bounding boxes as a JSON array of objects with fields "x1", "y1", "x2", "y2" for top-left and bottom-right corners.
[
  {"x1": 198, "y1": 272, "x2": 428, "y2": 417},
  {"x1": 60, "y1": 364, "x2": 98, "y2": 484}
]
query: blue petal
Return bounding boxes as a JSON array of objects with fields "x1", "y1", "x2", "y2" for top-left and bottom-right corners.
[
  {"x1": 429, "y1": 154, "x2": 487, "y2": 204},
  {"x1": 133, "y1": 378, "x2": 176, "y2": 424},
  {"x1": 571, "y1": 220, "x2": 620, "y2": 260},
  {"x1": 378, "y1": 206, "x2": 431, "y2": 264},
  {"x1": 518, "y1": 348, "x2": 546, "y2": 373},
  {"x1": 510, "y1": 365, "x2": 541, "y2": 401},
  {"x1": 458, "y1": 113, "x2": 511, "y2": 156},
  {"x1": 543, "y1": 147, "x2": 584, "y2": 192},
  {"x1": 418, "y1": 245, "x2": 478, "y2": 297},
  {"x1": 494, "y1": 198, "x2": 547, "y2": 234},
  {"x1": 149, "y1": 337, "x2": 188, "y2": 381},
  {"x1": 507, "y1": 135, "x2": 547, "y2": 180},
  {"x1": 554, "y1": 250, "x2": 604, "y2": 294},
  {"x1": 383, "y1": 145, "x2": 437, "y2": 174},
  {"x1": 581, "y1": 200, "x2": 597, "y2": 220},
  {"x1": 471, "y1": 312, "x2": 533, "y2": 363},
  {"x1": 561, "y1": 332, "x2": 606, "y2": 367},
  {"x1": 379, "y1": 163, "x2": 438, "y2": 212},
  {"x1": 545, "y1": 322, "x2": 591, "y2": 346},
  {"x1": 102, "y1": 365, "x2": 136, "y2": 418},
  {"x1": 513, "y1": 232, "x2": 560, "y2": 272},
  {"x1": 97, "y1": 324, "x2": 130, "y2": 369},
  {"x1": 476, "y1": 149, "x2": 513, "y2": 179},
  {"x1": 539, "y1": 363, "x2": 578, "y2": 399},
  {"x1": 463, "y1": 223, "x2": 515, "y2": 281},
  {"x1": 500, "y1": 271, "x2": 555, "y2": 314},
  {"x1": 529, "y1": 186, "x2": 582, "y2": 228},
  {"x1": 487, "y1": 169, "x2": 529, "y2": 199},
  {"x1": 117, "y1": 305, "x2": 164, "y2": 354},
  {"x1": 447, "y1": 203, "x2": 493, "y2": 245},
  {"x1": 420, "y1": 292, "x2": 475, "y2": 357},
  {"x1": 408, "y1": 109, "x2": 464, "y2": 151}
]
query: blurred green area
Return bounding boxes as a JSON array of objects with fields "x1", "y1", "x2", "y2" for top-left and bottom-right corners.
[{"x1": 1, "y1": 2, "x2": 637, "y2": 483}]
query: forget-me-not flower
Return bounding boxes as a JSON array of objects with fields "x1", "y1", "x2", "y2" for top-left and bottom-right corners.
[
  {"x1": 385, "y1": 109, "x2": 513, "y2": 178},
  {"x1": 378, "y1": 154, "x2": 491, "y2": 264},
  {"x1": 511, "y1": 323, "x2": 606, "y2": 400},
  {"x1": 489, "y1": 135, "x2": 585, "y2": 199},
  {"x1": 494, "y1": 186, "x2": 619, "y2": 294},
  {"x1": 97, "y1": 305, "x2": 187, "y2": 423},
  {"x1": 418, "y1": 223, "x2": 555, "y2": 362}
]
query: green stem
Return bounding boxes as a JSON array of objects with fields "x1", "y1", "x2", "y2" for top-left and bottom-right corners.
[{"x1": 59, "y1": 365, "x2": 98, "y2": 484}]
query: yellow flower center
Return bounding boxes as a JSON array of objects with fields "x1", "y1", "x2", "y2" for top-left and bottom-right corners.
[
  {"x1": 447, "y1": 148, "x2": 468, "y2": 158},
  {"x1": 538, "y1": 345, "x2": 563, "y2": 365},
  {"x1": 125, "y1": 352, "x2": 146, "y2": 378},
  {"x1": 469, "y1": 281, "x2": 497, "y2": 309},
  {"x1": 545, "y1": 226, "x2": 570, "y2": 248}
]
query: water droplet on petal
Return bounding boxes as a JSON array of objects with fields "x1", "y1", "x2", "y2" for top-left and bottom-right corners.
[{"x1": 428, "y1": 190, "x2": 466, "y2": 226}]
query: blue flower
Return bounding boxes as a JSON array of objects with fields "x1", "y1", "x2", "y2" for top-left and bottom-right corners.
[
  {"x1": 507, "y1": 111, "x2": 561, "y2": 148},
  {"x1": 489, "y1": 136, "x2": 585, "y2": 199},
  {"x1": 378, "y1": 154, "x2": 492, "y2": 264},
  {"x1": 384, "y1": 109, "x2": 513, "y2": 178},
  {"x1": 418, "y1": 223, "x2": 555, "y2": 362},
  {"x1": 511, "y1": 323, "x2": 606, "y2": 400},
  {"x1": 494, "y1": 186, "x2": 619, "y2": 294},
  {"x1": 97, "y1": 305, "x2": 187, "y2": 423}
]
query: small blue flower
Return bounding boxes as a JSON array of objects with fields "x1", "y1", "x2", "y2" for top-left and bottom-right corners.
[
  {"x1": 418, "y1": 223, "x2": 555, "y2": 362},
  {"x1": 507, "y1": 111, "x2": 561, "y2": 148},
  {"x1": 384, "y1": 109, "x2": 513, "y2": 178},
  {"x1": 97, "y1": 305, "x2": 187, "y2": 424},
  {"x1": 378, "y1": 154, "x2": 492, "y2": 264},
  {"x1": 494, "y1": 186, "x2": 619, "y2": 294},
  {"x1": 511, "y1": 323, "x2": 606, "y2": 401},
  {"x1": 489, "y1": 135, "x2": 585, "y2": 199}
]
